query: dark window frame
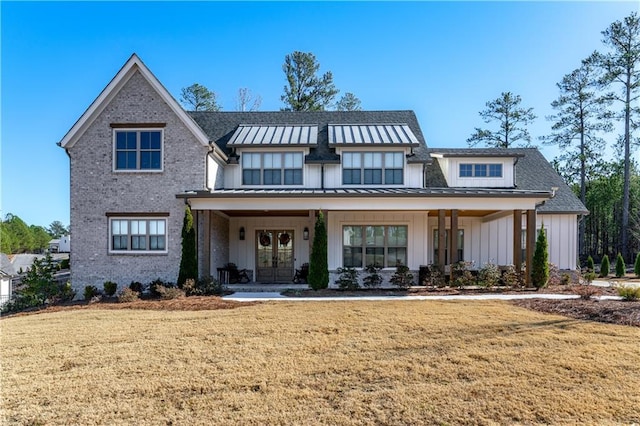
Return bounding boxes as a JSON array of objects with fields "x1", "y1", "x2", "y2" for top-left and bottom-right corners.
[{"x1": 114, "y1": 129, "x2": 163, "y2": 171}]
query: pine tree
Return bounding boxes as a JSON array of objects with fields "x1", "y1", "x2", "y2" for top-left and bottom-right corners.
[
  {"x1": 178, "y1": 205, "x2": 198, "y2": 286},
  {"x1": 634, "y1": 252, "x2": 640, "y2": 277},
  {"x1": 308, "y1": 211, "x2": 329, "y2": 290},
  {"x1": 531, "y1": 226, "x2": 549, "y2": 289},
  {"x1": 615, "y1": 253, "x2": 626, "y2": 278},
  {"x1": 600, "y1": 254, "x2": 610, "y2": 278}
]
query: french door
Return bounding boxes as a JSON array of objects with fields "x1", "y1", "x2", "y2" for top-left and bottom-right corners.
[{"x1": 255, "y1": 230, "x2": 295, "y2": 282}]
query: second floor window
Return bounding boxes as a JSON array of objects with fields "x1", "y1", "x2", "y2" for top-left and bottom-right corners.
[
  {"x1": 459, "y1": 163, "x2": 503, "y2": 178},
  {"x1": 343, "y1": 152, "x2": 404, "y2": 185},
  {"x1": 242, "y1": 152, "x2": 303, "y2": 185},
  {"x1": 114, "y1": 130, "x2": 162, "y2": 171}
]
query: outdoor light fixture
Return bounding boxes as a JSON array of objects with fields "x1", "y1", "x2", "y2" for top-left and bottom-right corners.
[
  {"x1": 239, "y1": 227, "x2": 245, "y2": 240},
  {"x1": 303, "y1": 227, "x2": 309, "y2": 240}
]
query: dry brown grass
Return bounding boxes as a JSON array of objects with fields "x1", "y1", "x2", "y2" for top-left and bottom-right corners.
[{"x1": 2, "y1": 300, "x2": 639, "y2": 425}]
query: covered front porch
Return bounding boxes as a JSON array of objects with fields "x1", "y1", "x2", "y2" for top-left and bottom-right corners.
[{"x1": 183, "y1": 189, "x2": 552, "y2": 287}]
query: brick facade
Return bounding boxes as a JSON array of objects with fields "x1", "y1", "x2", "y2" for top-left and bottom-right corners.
[{"x1": 68, "y1": 71, "x2": 209, "y2": 292}]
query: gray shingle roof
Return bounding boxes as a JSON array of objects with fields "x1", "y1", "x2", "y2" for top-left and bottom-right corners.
[{"x1": 0, "y1": 253, "x2": 17, "y2": 277}]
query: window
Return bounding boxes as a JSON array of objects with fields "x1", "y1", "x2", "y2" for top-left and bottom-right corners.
[
  {"x1": 459, "y1": 163, "x2": 502, "y2": 178},
  {"x1": 242, "y1": 152, "x2": 303, "y2": 185},
  {"x1": 433, "y1": 229, "x2": 464, "y2": 263},
  {"x1": 343, "y1": 225, "x2": 408, "y2": 268},
  {"x1": 114, "y1": 130, "x2": 162, "y2": 171},
  {"x1": 343, "y1": 152, "x2": 404, "y2": 185},
  {"x1": 109, "y1": 218, "x2": 167, "y2": 253}
]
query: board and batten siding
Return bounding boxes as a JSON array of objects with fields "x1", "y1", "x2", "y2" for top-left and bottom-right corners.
[
  {"x1": 327, "y1": 211, "x2": 430, "y2": 270},
  {"x1": 427, "y1": 213, "x2": 578, "y2": 270},
  {"x1": 437, "y1": 157, "x2": 515, "y2": 188}
]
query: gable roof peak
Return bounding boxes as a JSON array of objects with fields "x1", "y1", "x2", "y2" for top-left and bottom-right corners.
[{"x1": 58, "y1": 53, "x2": 210, "y2": 149}]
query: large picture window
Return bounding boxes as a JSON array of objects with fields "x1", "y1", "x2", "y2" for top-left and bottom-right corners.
[
  {"x1": 109, "y1": 217, "x2": 167, "y2": 253},
  {"x1": 459, "y1": 163, "x2": 502, "y2": 178},
  {"x1": 114, "y1": 130, "x2": 163, "y2": 171},
  {"x1": 342, "y1": 152, "x2": 404, "y2": 185},
  {"x1": 343, "y1": 225, "x2": 408, "y2": 268},
  {"x1": 242, "y1": 152, "x2": 303, "y2": 185}
]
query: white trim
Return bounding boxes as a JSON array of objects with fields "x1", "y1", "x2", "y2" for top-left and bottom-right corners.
[
  {"x1": 112, "y1": 128, "x2": 165, "y2": 173},
  {"x1": 108, "y1": 217, "x2": 169, "y2": 255},
  {"x1": 59, "y1": 53, "x2": 210, "y2": 149}
]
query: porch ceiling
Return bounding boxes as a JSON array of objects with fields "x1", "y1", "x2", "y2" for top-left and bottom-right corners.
[{"x1": 220, "y1": 210, "x2": 310, "y2": 217}]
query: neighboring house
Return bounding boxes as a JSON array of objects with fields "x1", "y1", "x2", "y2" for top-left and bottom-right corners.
[
  {"x1": 49, "y1": 236, "x2": 71, "y2": 253},
  {"x1": 1, "y1": 253, "x2": 17, "y2": 306},
  {"x1": 58, "y1": 54, "x2": 587, "y2": 290}
]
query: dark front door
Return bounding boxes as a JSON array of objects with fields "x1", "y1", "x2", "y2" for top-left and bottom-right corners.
[{"x1": 256, "y1": 230, "x2": 295, "y2": 283}]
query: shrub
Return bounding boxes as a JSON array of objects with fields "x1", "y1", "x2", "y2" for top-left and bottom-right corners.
[
  {"x1": 20, "y1": 253, "x2": 58, "y2": 305},
  {"x1": 561, "y1": 273, "x2": 571, "y2": 286},
  {"x1": 600, "y1": 255, "x2": 610, "y2": 278},
  {"x1": 531, "y1": 226, "x2": 549, "y2": 289},
  {"x1": 83, "y1": 285, "x2": 99, "y2": 300},
  {"x1": 1, "y1": 294, "x2": 40, "y2": 314},
  {"x1": 178, "y1": 205, "x2": 198, "y2": 286},
  {"x1": 389, "y1": 263, "x2": 413, "y2": 290},
  {"x1": 118, "y1": 287, "x2": 139, "y2": 303},
  {"x1": 635, "y1": 252, "x2": 640, "y2": 277},
  {"x1": 129, "y1": 281, "x2": 144, "y2": 293},
  {"x1": 156, "y1": 285, "x2": 185, "y2": 300},
  {"x1": 452, "y1": 262, "x2": 476, "y2": 287},
  {"x1": 426, "y1": 264, "x2": 446, "y2": 287},
  {"x1": 502, "y1": 265, "x2": 524, "y2": 288},
  {"x1": 615, "y1": 253, "x2": 626, "y2": 278},
  {"x1": 55, "y1": 282, "x2": 76, "y2": 303},
  {"x1": 59, "y1": 258, "x2": 70, "y2": 270},
  {"x1": 336, "y1": 267, "x2": 360, "y2": 290},
  {"x1": 363, "y1": 264, "x2": 383, "y2": 288},
  {"x1": 149, "y1": 278, "x2": 173, "y2": 297},
  {"x1": 308, "y1": 211, "x2": 329, "y2": 290},
  {"x1": 616, "y1": 285, "x2": 640, "y2": 301},
  {"x1": 586, "y1": 255, "x2": 595, "y2": 272},
  {"x1": 478, "y1": 262, "x2": 500, "y2": 288},
  {"x1": 103, "y1": 281, "x2": 118, "y2": 297},
  {"x1": 574, "y1": 284, "x2": 600, "y2": 300},
  {"x1": 582, "y1": 271, "x2": 597, "y2": 285},
  {"x1": 183, "y1": 276, "x2": 226, "y2": 296}
]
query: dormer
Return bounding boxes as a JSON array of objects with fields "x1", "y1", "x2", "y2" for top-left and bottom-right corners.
[{"x1": 429, "y1": 150, "x2": 524, "y2": 188}]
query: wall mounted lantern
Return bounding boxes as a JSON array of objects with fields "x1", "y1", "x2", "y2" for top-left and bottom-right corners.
[
  {"x1": 303, "y1": 227, "x2": 310, "y2": 240},
  {"x1": 239, "y1": 227, "x2": 245, "y2": 241}
]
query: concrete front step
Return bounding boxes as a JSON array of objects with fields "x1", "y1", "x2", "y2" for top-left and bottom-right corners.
[{"x1": 226, "y1": 283, "x2": 309, "y2": 292}]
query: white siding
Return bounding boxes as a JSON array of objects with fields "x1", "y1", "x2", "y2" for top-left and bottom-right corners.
[
  {"x1": 327, "y1": 211, "x2": 430, "y2": 270},
  {"x1": 437, "y1": 157, "x2": 515, "y2": 188}
]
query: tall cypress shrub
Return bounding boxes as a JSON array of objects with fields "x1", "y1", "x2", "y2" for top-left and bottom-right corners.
[
  {"x1": 178, "y1": 205, "x2": 198, "y2": 286},
  {"x1": 600, "y1": 255, "x2": 610, "y2": 278},
  {"x1": 531, "y1": 225, "x2": 549, "y2": 289},
  {"x1": 586, "y1": 255, "x2": 595, "y2": 272},
  {"x1": 635, "y1": 252, "x2": 640, "y2": 277},
  {"x1": 308, "y1": 211, "x2": 328, "y2": 290},
  {"x1": 615, "y1": 253, "x2": 626, "y2": 278}
]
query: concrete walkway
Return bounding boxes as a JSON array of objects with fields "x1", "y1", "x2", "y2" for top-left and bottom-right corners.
[{"x1": 223, "y1": 292, "x2": 623, "y2": 302}]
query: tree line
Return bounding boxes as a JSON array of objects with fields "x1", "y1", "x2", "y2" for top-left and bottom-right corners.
[{"x1": 0, "y1": 214, "x2": 68, "y2": 254}]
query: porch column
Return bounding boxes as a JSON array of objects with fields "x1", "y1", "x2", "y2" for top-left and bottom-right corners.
[
  {"x1": 513, "y1": 210, "x2": 522, "y2": 272},
  {"x1": 449, "y1": 210, "x2": 458, "y2": 281},
  {"x1": 526, "y1": 209, "x2": 536, "y2": 286},
  {"x1": 198, "y1": 211, "x2": 211, "y2": 277},
  {"x1": 438, "y1": 209, "x2": 446, "y2": 272}
]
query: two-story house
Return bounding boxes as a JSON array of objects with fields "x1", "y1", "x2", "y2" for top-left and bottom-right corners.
[{"x1": 59, "y1": 54, "x2": 587, "y2": 290}]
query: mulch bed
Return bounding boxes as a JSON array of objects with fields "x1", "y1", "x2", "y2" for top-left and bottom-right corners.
[{"x1": 512, "y1": 298, "x2": 640, "y2": 327}]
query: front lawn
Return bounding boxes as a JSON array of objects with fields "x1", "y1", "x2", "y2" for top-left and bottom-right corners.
[{"x1": 1, "y1": 300, "x2": 639, "y2": 425}]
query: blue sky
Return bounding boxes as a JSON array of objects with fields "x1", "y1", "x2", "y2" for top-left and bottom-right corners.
[{"x1": 1, "y1": 1, "x2": 638, "y2": 228}]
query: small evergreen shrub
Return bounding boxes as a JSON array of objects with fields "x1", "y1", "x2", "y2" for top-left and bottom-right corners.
[
  {"x1": 183, "y1": 276, "x2": 226, "y2": 296},
  {"x1": 118, "y1": 287, "x2": 139, "y2": 303},
  {"x1": 600, "y1": 255, "x2": 610, "y2": 278},
  {"x1": 616, "y1": 285, "x2": 640, "y2": 301},
  {"x1": 615, "y1": 253, "x2": 626, "y2": 278},
  {"x1": 532, "y1": 226, "x2": 549, "y2": 289},
  {"x1": 156, "y1": 285, "x2": 185, "y2": 300},
  {"x1": 103, "y1": 281, "x2": 118, "y2": 297},
  {"x1": 452, "y1": 262, "x2": 476, "y2": 287},
  {"x1": 59, "y1": 258, "x2": 70, "y2": 270},
  {"x1": 478, "y1": 262, "x2": 500, "y2": 288},
  {"x1": 561, "y1": 273, "x2": 571, "y2": 285},
  {"x1": 83, "y1": 285, "x2": 99, "y2": 300},
  {"x1": 336, "y1": 267, "x2": 360, "y2": 290},
  {"x1": 389, "y1": 263, "x2": 414, "y2": 290},
  {"x1": 582, "y1": 271, "x2": 596, "y2": 285},
  {"x1": 149, "y1": 278, "x2": 174, "y2": 297},
  {"x1": 55, "y1": 282, "x2": 76, "y2": 303},
  {"x1": 502, "y1": 265, "x2": 524, "y2": 288},
  {"x1": 363, "y1": 264, "x2": 383, "y2": 288},
  {"x1": 635, "y1": 252, "x2": 640, "y2": 277},
  {"x1": 427, "y1": 264, "x2": 446, "y2": 287},
  {"x1": 586, "y1": 255, "x2": 595, "y2": 272},
  {"x1": 129, "y1": 281, "x2": 144, "y2": 293}
]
